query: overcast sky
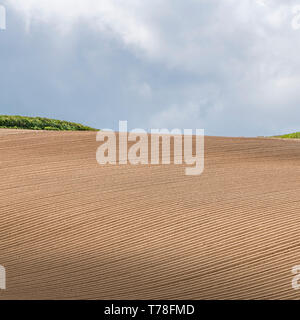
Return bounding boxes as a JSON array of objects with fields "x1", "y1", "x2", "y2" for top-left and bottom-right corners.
[{"x1": 1, "y1": 0, "x2": 300, "y2": 136}]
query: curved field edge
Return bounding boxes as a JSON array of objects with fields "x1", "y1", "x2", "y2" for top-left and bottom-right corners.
[{"x1": 0, "y1": 115, "x2": 97, "y2": 131}]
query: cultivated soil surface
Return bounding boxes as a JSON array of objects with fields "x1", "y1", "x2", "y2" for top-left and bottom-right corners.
[{"x1": 0, "y1": 129, "x2": 300, "y2": 300}]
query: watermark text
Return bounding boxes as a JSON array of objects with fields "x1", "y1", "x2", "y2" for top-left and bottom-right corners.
[
  {"x1": 0, "y1": 265, "x2": 5, "y2": 290},
  {"x1": 96, "y1": 121, "x2": 204, "y2": 176},
  {"x1": 0, "y1": 4, "x2": 6, "y2": 30},
  {"x1": 292, "y1": 265, "x2": 300, "y2": 289}
]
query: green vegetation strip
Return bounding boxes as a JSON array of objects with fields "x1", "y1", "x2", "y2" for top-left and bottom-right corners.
[
  {"x1": 276, "y1": 132, "x2": 300, "y2": 139},
  {"x1": 0, "y1": 115, "x2": 97, "y2": 131}
]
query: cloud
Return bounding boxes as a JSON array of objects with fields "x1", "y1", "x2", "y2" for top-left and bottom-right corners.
[
  {"x1": 6, "y1": 0, "x2": 159, "y2": 54},
  {"x1": 3, "y1": 0, "x2": 300, "y2": 136}
]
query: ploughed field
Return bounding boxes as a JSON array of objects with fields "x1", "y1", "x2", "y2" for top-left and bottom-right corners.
[{"x1": 0, "y1": 129, "x2": 300, "y2": 299}]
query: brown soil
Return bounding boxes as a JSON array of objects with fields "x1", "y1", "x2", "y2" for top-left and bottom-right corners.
[{"x1": 0, "y1": 129, "x2": 300, "y2": 300}]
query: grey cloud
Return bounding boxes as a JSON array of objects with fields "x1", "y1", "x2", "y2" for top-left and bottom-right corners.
[{"x1": 1, "y1": 0, "x2": 300, "y2": 136}]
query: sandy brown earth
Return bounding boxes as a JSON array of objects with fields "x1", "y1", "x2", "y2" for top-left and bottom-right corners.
[{"x1": 0, "y1": 129, "x2": 300, "y2": 300}]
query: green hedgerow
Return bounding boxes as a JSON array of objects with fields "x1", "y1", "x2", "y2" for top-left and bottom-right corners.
[
  {"x1": 0, "y1": 115, "x2": 98, "y2": 131},
  {"x1": 275, "y1": 132, "x2": 300, "y2": 139}
]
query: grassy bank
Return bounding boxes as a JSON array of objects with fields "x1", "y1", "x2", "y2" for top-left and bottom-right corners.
[
  {"x1": 0, "y1": 115, "x2": 97, "y2": 131},
  {"x1": 276, "y1": 132, "x2": 300, "y2": 139}
]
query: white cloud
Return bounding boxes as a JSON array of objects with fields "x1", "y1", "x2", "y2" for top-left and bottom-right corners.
[
  {"x1": 7, "y1": 0, "x2": 158, "y2": 53},
  {"x1": 149, "y1": 102, "x2": 202, "y2": 129},
  {"x1": 4, "y1": 0, "x2": 300, "y2": 136},
  {"x1": 6, "y1": 0, "x2": 299, "y2": 66}
]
